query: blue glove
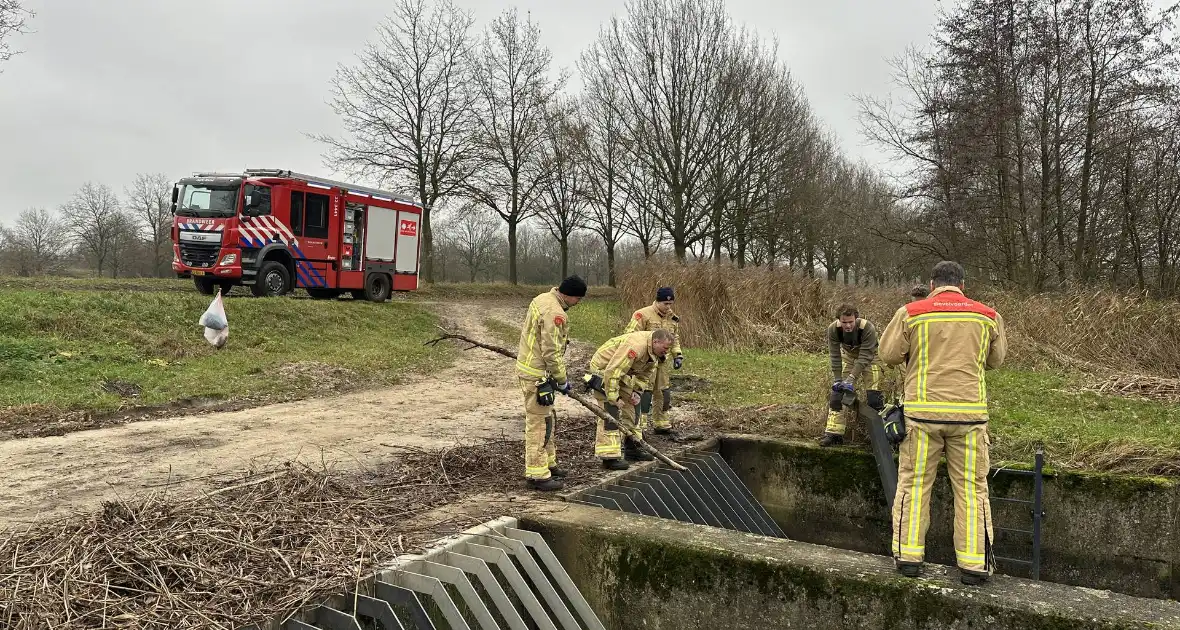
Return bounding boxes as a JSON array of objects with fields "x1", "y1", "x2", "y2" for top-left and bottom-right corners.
[
  {"x1": 673, "y1": 355, "x2": 683, "y2": 370},
  {"x1": 557, "y1": 380, "x2": 572, "y2": 395}
]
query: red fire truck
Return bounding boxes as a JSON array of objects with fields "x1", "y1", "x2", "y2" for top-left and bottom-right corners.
[{"x1": 170, "y1": 169, "x2": 422, "y2": 300}]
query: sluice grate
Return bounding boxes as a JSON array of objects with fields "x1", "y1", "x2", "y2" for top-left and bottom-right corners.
[
  {"x1": 264, "y1": 517, "x2": 605, "y2": 630},
  {"x1": 571, "y1": 451, "x2": 787, "y2": 539}
]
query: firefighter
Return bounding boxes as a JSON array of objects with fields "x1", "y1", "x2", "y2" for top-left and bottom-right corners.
[
  {"x1": 624, "y1": 286, "x2": 683, "y2": 435},
  {"x1": 819, "y1": 304, "x2": 885, "y2": 447},
  {"x1": 909, "y1": 285, "x2": 930, "y2": 302},
  {"x1": 516, "y1": 275, "x2": 588, "y2": 492},
  {"x1": 584, "y1": 329, "x2": 676, "y2": 470},
  {"x1": 879, "y1": 261, "x2": 1008, "y2": 586}
]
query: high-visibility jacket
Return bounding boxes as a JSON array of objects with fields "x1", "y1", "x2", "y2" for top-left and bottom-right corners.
[
  {"x1": 879, "y1": 286, "x2": 1008, "y2": 422},
  {"x1": 589, "y1": 331, "x2": 658, "y2": 403},
  {"x1": 516, "y1": 288, "x2": 572, "y2": 385},
  {"x1": 624, "y1": 302, "x2": 683, "y2": 358},
  {"x1": 827, "y1": 318, "x2": 880, "y2": 382}
]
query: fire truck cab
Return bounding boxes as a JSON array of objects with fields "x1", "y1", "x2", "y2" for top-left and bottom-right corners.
[{"x1": 171, "y1": 169, "x2": 422, "y2": 300}]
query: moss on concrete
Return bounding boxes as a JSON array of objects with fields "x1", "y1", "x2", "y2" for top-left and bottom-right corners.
[
  {"x1": 524, "y1": 505, "x2": 1180, "y2": 630},
  {"x1": 719, "y1": 435, "x2": 1180, "y2": 601}
]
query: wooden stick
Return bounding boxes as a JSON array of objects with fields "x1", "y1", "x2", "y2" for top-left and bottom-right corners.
[{"x1": 427, "y1": 328, "x2": 687, "y2": 470}]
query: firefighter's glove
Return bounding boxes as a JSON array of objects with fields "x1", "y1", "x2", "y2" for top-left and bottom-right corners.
[
  {"x1": 555, "y1": 380, "x2": 572, "y2": 396},
  {"x1": 583, "y1": 373, "x2": 604, "y2": 394},
  {"x1": 536, "y1": 379, "x2": 556, "y2": 407},
  {"x1": 828, "y1": 389, "x2": 843, "y2": 412},
  {"x1": 883, "y1": 404, "x2": 907, "y2": 446},
  {"x1": 673, "y1": 355, "x2": 683, "y2": 370},
  {"x1": 639, "y1": 390, "x2": 653, "y2": 414},
  {"x1": 867, "y1": 389, "x2": 885, "y2": 411}
]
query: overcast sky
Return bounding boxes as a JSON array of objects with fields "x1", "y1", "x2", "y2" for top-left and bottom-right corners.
[{"x1": 0, "y1": 0, "x2": 942, "y2": 223}]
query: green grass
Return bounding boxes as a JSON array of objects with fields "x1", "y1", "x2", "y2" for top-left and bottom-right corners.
[
  {"x1": 567, "y1": 299, "x2": 628, "y2": 347},
  {"x1": 563, "y1": 298, "x2": 1180, "y2": 474},
  {"x1": 0, "y1": 288, "x2": 454, "y2": 417}
]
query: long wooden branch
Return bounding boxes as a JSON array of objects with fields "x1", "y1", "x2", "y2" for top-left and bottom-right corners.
[{"x1": 426, "y1": 328, "x2": 687, "y2": 470}]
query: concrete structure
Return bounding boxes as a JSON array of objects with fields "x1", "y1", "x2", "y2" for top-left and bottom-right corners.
[{"x1": 524, "y1": 504, "x2": 1180, "y2": 630}]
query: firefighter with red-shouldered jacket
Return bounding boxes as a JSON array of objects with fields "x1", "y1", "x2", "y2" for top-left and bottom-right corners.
[
  {"x1": 624, "y1": 286, "x2": 683, "y2": 434},
  {"x1": 515, "y1": 275, "x2": 587, "y2": 492},
  {"x1": 879, "y1": 261, "x2": 1008, "y2": 586}
]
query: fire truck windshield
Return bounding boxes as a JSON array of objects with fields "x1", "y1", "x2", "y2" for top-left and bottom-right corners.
[{"x1": 176, "y1": 184, "x2": 240, "y2": 218}]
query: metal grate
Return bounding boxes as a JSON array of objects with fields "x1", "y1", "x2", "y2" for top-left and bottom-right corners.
[
  {"x1": 261, "y1": 517, "x2": 604, "y2": 630},
  {"x1": 571, "y1": 451, "x2": 787, "y2": 539}
]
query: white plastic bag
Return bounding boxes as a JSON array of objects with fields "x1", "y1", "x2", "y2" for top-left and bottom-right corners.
[
  {"x1": 199, "y1": 292, "x2": 228, "y2": 330},
  {"x1": 198, "y1": 291, "x2": 229, "y2": 348}
]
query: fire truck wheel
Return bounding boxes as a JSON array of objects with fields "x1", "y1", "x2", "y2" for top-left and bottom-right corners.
[
  {"x1": 252, "y1": 261, "x2": 292, "y2": 297},
  {"x1": 193, "y1": 277, "x2": 216, "y2": 295},
  {"x1": 364, "y1": 273, "x2": 391, "y2": 302}
]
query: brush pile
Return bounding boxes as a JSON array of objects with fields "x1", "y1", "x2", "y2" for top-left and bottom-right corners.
[{"x1": 0, "y1": 423, "x2": 599, "y2": 629}]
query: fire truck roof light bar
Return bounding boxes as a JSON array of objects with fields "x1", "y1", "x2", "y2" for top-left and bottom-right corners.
[{"x1": 243, "y1": 169, "x2": 422, "y2": 207}]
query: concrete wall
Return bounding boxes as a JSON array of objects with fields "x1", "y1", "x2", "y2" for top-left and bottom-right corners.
[
  {"x1": 720, "y1": 435, "x2": 1180, "y2": 601},
  {"x1": 522, "y1": 505, "x2": 1180, "y2": 630}
]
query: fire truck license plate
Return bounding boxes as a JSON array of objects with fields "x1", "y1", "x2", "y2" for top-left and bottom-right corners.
[{"x1": 192, "y1": 270, "x2": 205, "y2": 276}]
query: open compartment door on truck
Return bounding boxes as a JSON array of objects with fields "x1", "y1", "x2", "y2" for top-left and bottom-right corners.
[
  {"x1": 395, "y1": 211, "x2": 420, "y2": 274},
  {"x1": 365, "y1": 206, "x2": 397, "y2": 262}
]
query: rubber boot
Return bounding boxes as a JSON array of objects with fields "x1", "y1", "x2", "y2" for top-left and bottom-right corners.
[
  {"x1": 623, "y1": 437, "x2": 655, "y2": 462},
  {"x1": 548, "y1": 466, "x2": 569, "y2": 478},
  {"x1": 819, "y1": 432, "x2": 844, "y2": 447},
  {"x1": 960, "y1": 570, "x2": 989, "y2": 586},
  {"x1": 897, "y1": 562, "x2": 922, "y2": 578},
  {"x1": 601, "y1": 458, "x2": 630, "y2": 471},
  {"x1": 526, "y1": 477, "x2": 564, "y2": 491}
]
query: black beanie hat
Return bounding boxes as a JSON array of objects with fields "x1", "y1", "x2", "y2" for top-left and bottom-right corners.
[
  {"x1": 559, "y1": 275, "x2": 588, "y2": 297},
  {"x1": 656, "y1": 286, "x2": 675, "y2": 302}
]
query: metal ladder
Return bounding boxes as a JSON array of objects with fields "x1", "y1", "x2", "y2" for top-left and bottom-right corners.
[{"x1": 990, "y1": 444, "x2": 1046, "y2": 580}]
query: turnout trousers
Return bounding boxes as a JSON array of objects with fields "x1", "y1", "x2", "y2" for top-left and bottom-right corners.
[
  {"x1": 520, "y1": 378, "x2": 557, "y2": 480},
  {"x1": 593, "y1": 387, "x2": 640, "y2": 459},
  {"x1": 824, "y1": 352, "x2": 884, "y2": 435},
  {"x1": 892, "y1": 420, "x2": 994, "y2": 574}
]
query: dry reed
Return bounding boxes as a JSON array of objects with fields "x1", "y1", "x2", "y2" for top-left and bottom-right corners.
[{"x1": 619, "y1": 261, "x2": 1180, "y2": 379}]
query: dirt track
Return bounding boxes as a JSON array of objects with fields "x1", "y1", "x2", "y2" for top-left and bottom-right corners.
[{"x1": 0, "y1": 302, "x2": 625, "y2": 525}]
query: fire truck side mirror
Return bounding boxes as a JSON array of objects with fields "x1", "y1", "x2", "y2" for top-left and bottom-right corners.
[{"x1": 170, "y1": 185, "x2": 178, "y2": 214}]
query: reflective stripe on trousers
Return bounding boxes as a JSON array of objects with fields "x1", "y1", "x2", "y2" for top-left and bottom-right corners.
[{"x1": 891, "y1": 421, "x2": 993, "y2": 574}]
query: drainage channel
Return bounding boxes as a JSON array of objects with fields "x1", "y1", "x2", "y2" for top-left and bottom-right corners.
[
  {"x1": 567, "y1": 449, "x2": 786, "y2": 539},
  {"x1": 261, "y1": 517, "x2": 604, "y2": 630}
]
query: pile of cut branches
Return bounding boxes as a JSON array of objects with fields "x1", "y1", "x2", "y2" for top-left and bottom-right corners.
[{"x1": 0, "y1": 425, "x2": 599, "y2": 629}]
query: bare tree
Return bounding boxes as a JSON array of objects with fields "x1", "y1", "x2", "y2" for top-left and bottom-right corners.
[
  {"x1": 0, "y1": 0, "x2": 31, "y2": 69},
  {"x1": 438, "y1": 203, "x2": 502, "y2": 281},
  {"x1": 124, "y1": 173, "x2": 174, "y2": 277},
  {"x1": 537, "y1": 97, "x2": 589, "y2": 278},
  {"x1": 59, "y1": 182, "x2": 126, "y2": 277},
  {"x1": 578, "y1": 40, "x2": 630, "y2": 285},
  {"x1": 317, "y1": 0, "x2": 479, "y2": 284},
  {"x1": 595, "y1": 0, "x2": 733, "y2": 260},
  {"x1": 0, "y1": 207, "x2": 66, "y2": 275},
  {"x1": 467, "y1": 8, "x2": 564, "y2": 284}
]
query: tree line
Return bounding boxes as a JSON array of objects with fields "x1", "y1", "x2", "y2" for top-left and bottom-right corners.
[
  {"x1": 0, "y1": 176, "x2": 174, "y2": 278},
  {"x1": 860, "y1": 0, "x2": 1180, "y2": 294},
  {"x1": 318, "y1": 0, "x2": 893, "y2": 287}
]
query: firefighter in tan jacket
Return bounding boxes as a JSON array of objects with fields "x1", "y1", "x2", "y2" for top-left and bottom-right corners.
[
  {"x1": 516, "y1": 276, "x2": 587, "y2": 492},
  {"x1": 623, "y1": 286, "x2": 683, "y2": 433},
  {"x1": 584, "y1": 329, "x2": 675, "y2": 470},
  {"x1": 820, "y1": 304, "x2": 886, "y2": 447},
  {"x1": 879, "y1": 261, "x2": 1007, "y2": 586}
]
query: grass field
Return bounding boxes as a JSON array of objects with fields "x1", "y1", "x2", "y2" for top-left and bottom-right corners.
[
  {"x1": 568, "y1": 299, "x2": 1180, "y2": 474},
  {"x1": 0, "y1": 286, "x2": 453, "y2": 422}
]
